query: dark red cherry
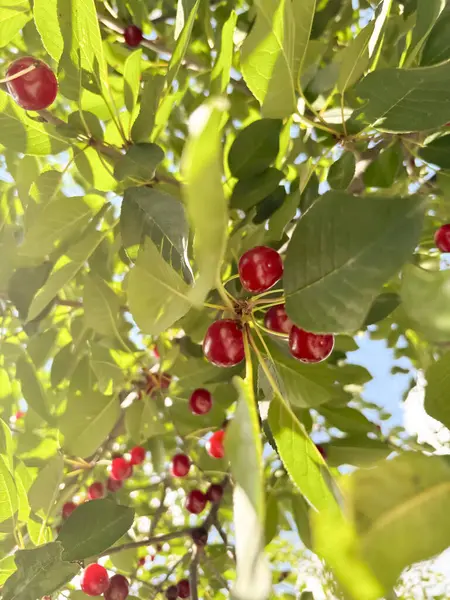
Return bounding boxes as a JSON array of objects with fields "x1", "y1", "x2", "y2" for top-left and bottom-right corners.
[
  {"x1": 62, "y1": 501, "x2": 77, "y2": 519},
  {"x1": 81, "y1": 564, "x2": 110, "y2": 596},
  {"x1": 435, "y1": 224, "x2": 450, "y2": 252},
  {"x1": 191, "y1": 526, "x2": 208, "y2": 547},
  {"x1": 171, "y1": 453, "x2": 191, "y2": 478},
  {"x1": 185, "y1": 490, "x2": 207, "y2": 514},
  {"x1": 6, "y1": 57, "x2": 58, "y2": 111},
  {"x1": 110, "y1": 457, "x2": 133, "y2": 481},
  {"x1": 238, "y1": 246, "x2": 283, "y2": 293},
  {"x1": 206, "y1": 483, "x2": 224, "y2": 503},
  {"x1": 104, "y1": 574, "x2": 129, "y2": 600},
  {"x1": 124, "y1": 25, "x2": 143, "y2": 47},
  {"x1": 203, "y1": 320, "x2": 245, "y2": 367},
  {"x1": 189, "y1": 388, "x2": 213, "y2": 415},
  {"x1": 206, "y1": 430, "x2": 225, "y2": 459},
  {"x1": 107, "y1": 477, "x2": 123, "y2": 492},
  {"x1": 316, "y1": 444, "x2": 327, "y2": 460},
  {"x1": 165, "y1": 585, "x2": 178, "y2": 600},
  {"x1": 289, "y1": 326, "x2": 334, "y2": 363},
  {"x1": 138, "y1": 556, "x2": 146, "y2": 566},
  {"x1": 87, "y1": 482, "x2": 104, "y2": 500},
  {"x1": 264, "y1": 304, "x2": 293, "y2": 334},
  {"x1": 177, "y1": 579, "x2": 190, "y2": 598},
  {"x1": 130, "y1": 446, "x2": 146, "y2": 465}
]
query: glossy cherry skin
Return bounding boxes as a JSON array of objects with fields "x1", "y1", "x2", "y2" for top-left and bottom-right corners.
[
  {"x1": 289, "y1": 326, "x2": 334, "y2": 363},
  {"x1": 88, "y1": 482, "x2": 105, "y2": 500},
  {"x1": 124, "y1": 25, "x2": 143, "y2": 47},
  {"x1": 171, "y1": 453, "x2": 191, "y2": 477},
  {"x1": 435, "y1": 224, "x2": 450, "y2": 252},
  {"x1": 104, "y1": 574, "x2": 129, "y2": 600},
  {"x1": 185, "y1": 490, "x2": 207, "y2": 514},
  {"x1": 130, "y1": 446, "x2": 146, "y2": 465},
  {"x1": 166, "y1": 585, "x2": 178, "y2": 600},
  {"x1": 203, "y1": 320, "x2": 245, "y2": 367},
  {"x1": 264, "y1": 304, "x2": 293, "y2": 335},
  {"x1": 206, "y1": 483, "x2": 223, "y2": 503},
  {"x1": 81, "y1": 564, "x2": 110, "y2": 596},
  {"x1": 238, "y1": 246, "x2": 283, "y2": 293},
  {"x1": 110, "y1": 457, "x2": 133, "y2": 481},
  {"x1": 107, "y1": 477, "x2": 123, "y2": 492},
  {"x1": 206, "y1": 430, "x2": 225, "y2": 459},
  {"x1": 189, "y1": 388, "x2": 212, "y2": 415},
  {"x1": 177, "y1": 579, "x2": 190, "y2": 599},
  {"x1": 6, "y1": 57, "x2": 58, "y2": 111},
  {"x1": 62, "y1": 501, "x2": 77, "y2": 519},
  {"x1": 191, "y1": 526, "x2": 208, "y2": 547}
]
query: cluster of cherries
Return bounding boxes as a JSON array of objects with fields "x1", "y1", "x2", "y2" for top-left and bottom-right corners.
[{"x1": 203, "y1": 245, "x2": 335, "y2": 367}]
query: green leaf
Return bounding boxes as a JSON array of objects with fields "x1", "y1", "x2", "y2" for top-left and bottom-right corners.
[
  {"x1": 0, "y1": 90, "x2": 68, "y2": 155},
  {"x1": 230, "y1": 168, "x2": 284, "y2": 211},
  {"x1": 424, "y1": 352, "x2": 450, "y2": 428},
  {"x1": 418, "y1": 134, "x2": 450, "y2": 169},
  {"x1": 125, "y1": 399, "x2": 164, "y2": 444},
  {"x1": 406, "y1": 0, "x2": 445, "y2": 66},
  {"x1": 319, "y1": 436, "x2": 392, "y2": 468},
  {"x1": 123, "y1": 49, "x2": 142, "y2": 114},
  {"x1": 284, "y1": 191, "x2": 425, "y2": 333},
  {"x1": 210, "y1": 11, "x2": 237, "y2": 94},
  {"x1": 354, "y1": 62, "x2": 450, "y2": 132},
  {"x1": 131, "y1": 75, "x2": 165, "y2": 143},
  {"x1": 268, "y1": 395, "x2": 338, "y2": 513},
  {"x1": 0, "y1": 555, "x2": 16, "y2": 586},
  {"x1": 114, "y1": 143, "x2": 164, "y2": 184},
  {"x1": 0, "y1": 455, "x2": 18, "y2": 524},
  {"x1": 421, "y1": 11, "x2": 450, "y2": 65},
  {"x1": 58, "y1": 392, "x2": 120, "y2": 458},
  {"x1": 0, "y1": 418, "x2": 13, "y2": 469},
  {"x1": 241, "y1": 0, "x2": 297, "y2": 118},
  {"x1": 34, "y1": 0, "x2": 67, "y2": 61},
  {"x1": 14, "y1": 461, "x2": 31, "y2": 524},
  {"x1": 58, "y1": 498, "x2": 135, "y2": 561},
  {"x1": 2, "y1": 542, "x2": 79, "y2": 600},
  {"x1": 127, "y1": 241, "x2": 191, "y2": 336},
  {"x1": 90, "y1": 345, "x2": 125, "y2": 394},
  {"x1": 292, "y1": 0, "x2": 317, "y2": 86},
  {"x1": 363, "y1": 292, "x2": 400, "y2": 326},
  {"x1": 318, "y1": 406, "x2": 374, "y2": 435},
  {"x1": 225, "y1": 377, "x2": 272, "y2": 600},
  {"x1": 363, "y1": 144, "x2": 402, "y2": 188},
  {"x1": 16, "y1": 357, "x2": 52, "y2": 423},
  {"x1": 0, "y1": 0, "x2": 30, "y2": 47},
  {"x1": 182, "y1": 98, "x2": 229, "y2": 306},
  {"x1": 337, "y1": 22, "x2": 374, "y2": 94},
  {"x1": 28, "y1": 454, "x2": 64, "y2": 518},
  {"x1": 328, "y1": 152, "x2": 355, "y2": 189},
  {"x1": 8, "y1": 262, "x2": 52, "y2": 320},
  {"x1": 291, "y1": 495, "x2": 312, "y2": 548},
  {"x1": 83, "y1": 274, "x2": 121, "y2": 337},
  {"x1": 228, "y1": 119, "x2": 282, "y2": 179},
  {"x1": 401, "y1": 264, "x2": 450, "y2": 341}
]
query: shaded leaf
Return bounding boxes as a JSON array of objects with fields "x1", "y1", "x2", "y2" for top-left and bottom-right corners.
[{"x1": 228, "y1": 119, "x2": 282, "y2": 179}]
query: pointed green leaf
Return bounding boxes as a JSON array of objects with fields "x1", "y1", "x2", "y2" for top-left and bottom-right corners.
[
  {"x1": 425, "y1": 352, "x2": 450, "y2": 428},
  {"x1": 228, "y1": 119, "x2": 282, "y2": 180},
  {"x1": 16, "y1": 357, "x2": 52, "y2": 423},
  {"x1": 0, "y1": 0, "x2": 31, "y2": 48},
  {"x1": 28, "y1": 454, "x2": 64, "y2": 518},
  {"x1": 83, "y1": 274, "x2": 121, "y2": 337},
  {"x1": 211, "y1": 11, "x2": 237, "y2": 94},
  {"x1": 123, "y1": 49, "x2": 142, "y2": 114}
]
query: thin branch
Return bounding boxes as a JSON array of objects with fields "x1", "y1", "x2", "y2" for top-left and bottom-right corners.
[
  {"x1": 189, "y1": 548, "x2": 200, "y2": 600},
  {"x1": 99, "y1": 527, "x2": 193, "y2": 557},
  {"x1": 148, "y1": 482, "x2": 168, "y2": 536}
]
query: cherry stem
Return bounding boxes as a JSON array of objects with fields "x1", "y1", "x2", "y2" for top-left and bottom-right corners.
[
  {"x1": 253, "y1": 296, "x2": 285, "y2": 307},
  {"x1": 0, "y1": 64, "x2": 36, "y2": 84},
  {"x1": 251, "y1": 317, "x2": 288, "y2": 339},
  {"x1": 203, "y1": 302, "x2": 227, "y2": 311},
  {"x1": 216, "y1": 280, "x2": 235, "y2": 313},
  {"x1": 248, "y1": 333, "x2": 284, "y2": 399}
]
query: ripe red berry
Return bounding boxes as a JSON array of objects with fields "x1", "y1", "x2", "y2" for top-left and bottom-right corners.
[
  {"x1": 15, "y1": 410, "x2": 25, "y2": 420},
  {"x1": 203, "y1": 320, "x2": 245, "y2": 367},
  {"x1": 6, "y1": 57, "x2": 57, "y2": 111},
  {"x1": 264, "y1": 304, "x2": 293, "y2": 335},
  {"x1": 238, "y1": 246, "x2": 283, "y2": 293},
  {"x1": 206, "y1": 483, "x2": 224, "y2": 503},
  {"x1": 171, "y1": 453, "x2": 191, "y2": 478},
  {"x1": 165, "y1": 585, "x2": 178, "y2": 600},
  {"x1": 177, "y1": 579, "x2": 190, "y2": 598},
  {"x1": 88, "y1": 482, "x2": 105, "y2": 500},
  {"x1": 206, "y1": 430, "x2": 225, "y2": 459},
  {"x1": 189, "y1": 388, "x2": 213, "y2": 415},
  {"x1": 110, "y1": 457, "x2": 133, "y2": 481},
  {"x1": 104, "y1": 574, "x2": 129, "y2": 600},
  {"x1": 124, "y1": 25, "x2": 143, "y2": 47},
  {"x1": 107, "y1": 477, "x2": 123, "y2": 492},
  {"x1": 130, "y1": 446, "x2": 146, "y2": 465},
  {"x1": 138, "y1": 556, "x2": 146, "y2": 567},
  {"x1": 289, "y1": 326, "x2": 334, "y2": 363},
  {"x1": 186, "y1": 490, "x2": 207, "y2": 514},
  {"x1": 435, "y1": 224, "x2": 450, "y2": 252},
  {"x1": 191, "y1": 526, "x2": 208, "y2": 547},
  {"x1": 62, "y1": 501, "x2": 77, "y2": 520},
  {"x1": 81, "y1": 564, "x2": 110, "y2": 596},
  {"x1": 316, "y1": 444, "x2": 327, "y2": 460}
]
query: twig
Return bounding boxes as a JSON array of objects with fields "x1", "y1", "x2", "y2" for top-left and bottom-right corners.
[
  {"x1": 148, "y1": 482, "x2": 168, "y2": 536},
  {"x1": 189, "y1": 547, "x2": 200, "y2": 600},
  {"x1": 99, "y1": 527, "x2": 193, "y2": 557}
]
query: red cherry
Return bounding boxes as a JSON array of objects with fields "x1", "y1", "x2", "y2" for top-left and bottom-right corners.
[
  {"x1": 104, "y1": 574, "x2": 129, "y2": 600},
  {"x1": 130, "y1": 446, "x2": 146, "y2": 465},
  {"x1": 6, "y1": 57, "x2": 57, "y2": 111},
  {"x1": 110, "y1": 457, "x2": 133, "y2": 481},
  {"x1": 171, "y1": 453, "x2": 191, "y2": 478},
  {"x1": 88, "y1": 482, "x2": 105, "y2": 500},
  {"x1": 107, "y1": 477, "x2": 123, "y2": 492},
  {"x1": 435, "y1": 224, "x2": 450, "y2": 252},
  {"x1": 165, "y1": 586, "x2": 178, "y2": 600},
  {"x1": 316, "y1": 444, "x2": 327, "y2": 460},
  {"x1": 124, "y1": 25, "x2": 143, "y2": 47},
  {"x1": 138, "y1": 557, "x2": 146, "y2": 566},
  {"x1": 189, "y1": 388, "x2": 213, "y2": 415},
  {"x1": 264, "y1": 304, "x2": 293, "y2": 335},
  {"x1": 289, "y1": 326, "x2": 334, "y2": 363},
  {"x1": 81, "y1": 564, "x2": 110, "y2": 596},
  {"x1": 177, "y1": 579, "x2": 190, "y2": 598},
  {"x1": 15, "y1": 410, "x2": 25, "y2": 420},
  {"x1": 238, "y1": 246, "x2": 283, "y2": 293},
  {"x1": 62, "y1": 501, "x2": 77, "y2": 519},
  {"x1": 206, "y1": 430, "x2": 225, "y2": 459},
  {"x1": 185, "y1": 490, "x2": 207, "y2": 514},
  {"x1": 191, "y1": 526, "x2": 208, "y2": 547},
  {"x1": 206, "y1": 483, "x2": 223, "y2": 503},
  {"x1": 203, "y1": 320, "x2": 245, "y2": 367},
  {"x1": 152, "y1": 346, "x2": 160, "y2": 359}
]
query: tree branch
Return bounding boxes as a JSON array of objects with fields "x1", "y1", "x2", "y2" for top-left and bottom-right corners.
[
  {"x1": 99, "y1": 527, "x2": 193, "y2": 557},
  {"x1": 189, "y1": 548, "x2": 200, "y2": 600}
]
